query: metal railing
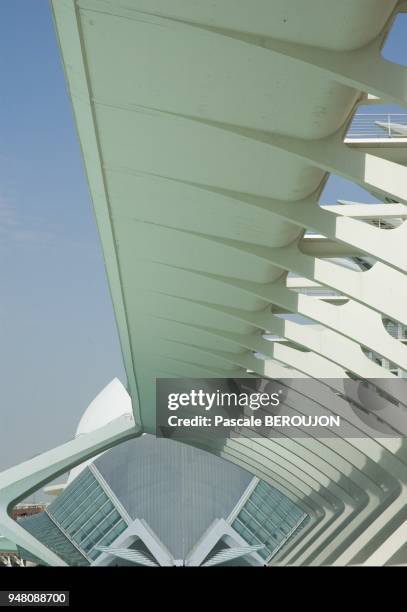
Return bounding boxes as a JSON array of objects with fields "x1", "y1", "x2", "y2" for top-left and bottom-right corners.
[{"x1": 346, "y1": 113, "x2": 407, "y2": 139}]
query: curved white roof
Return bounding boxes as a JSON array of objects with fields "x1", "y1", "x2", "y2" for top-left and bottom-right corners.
[
  {"x1": 51, "y1": 0, "x2": 407, "y2": 567},
  {"x1": 67, "y1": 378, "x2": 132, "y2": 484},
  {"x1": 75, "y1": 378, "x2": 132, "y2": 436}
]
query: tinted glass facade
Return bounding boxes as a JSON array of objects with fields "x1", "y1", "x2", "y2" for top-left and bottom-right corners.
[
  {"x1": 17, "y1": 512, "x2": 88, "y2": 566},
  {"x1": 47, "y1": 467, "x2": 128, "y2": 561},
  {"x1": 232, "y1": 480, "x2": 307, "y2": 561}
]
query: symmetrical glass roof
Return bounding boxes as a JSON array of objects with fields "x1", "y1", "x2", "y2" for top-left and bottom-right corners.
[{"x1": 17, "y1": 439, "x2": 306, "y2": 566}]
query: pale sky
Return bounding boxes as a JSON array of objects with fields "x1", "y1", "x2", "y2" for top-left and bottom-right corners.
[{"x1": 0, "y1": 1, "x2": 126, "y2": 472}]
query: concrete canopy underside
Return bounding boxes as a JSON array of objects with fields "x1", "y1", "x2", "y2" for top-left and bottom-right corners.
[{"x1": 44, "y1": 0, "x2": 407, "y2": 565}]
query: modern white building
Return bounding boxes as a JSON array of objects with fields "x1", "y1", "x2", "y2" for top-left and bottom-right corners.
[
  {"x1": 1, "y1": 0, "x2": 407, "y2": 566},
  {"x1": 14, "y1": 380, "x2": 308, "y2": 567}
]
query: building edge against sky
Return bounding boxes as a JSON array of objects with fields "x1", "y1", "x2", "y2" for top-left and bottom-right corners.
[{"x1": 1, "y1": 0, "x2": 407, "y2": 566}]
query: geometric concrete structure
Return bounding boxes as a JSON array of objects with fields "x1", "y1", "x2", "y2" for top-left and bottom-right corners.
[
  {"x1": 14, "y1": 386, "x2": 307, "y2": 567},
  {"x1": 1, "y1": 1, "x2": 407, "y2": 566}
]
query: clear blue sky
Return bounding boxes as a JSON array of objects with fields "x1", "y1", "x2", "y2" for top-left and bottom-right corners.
[
  {"x1": 0, "y1": 2, "x2": 406, "y2": 472},
  {"x1": 0, "y1": 1, "x2": 126, "y2": 471}
]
